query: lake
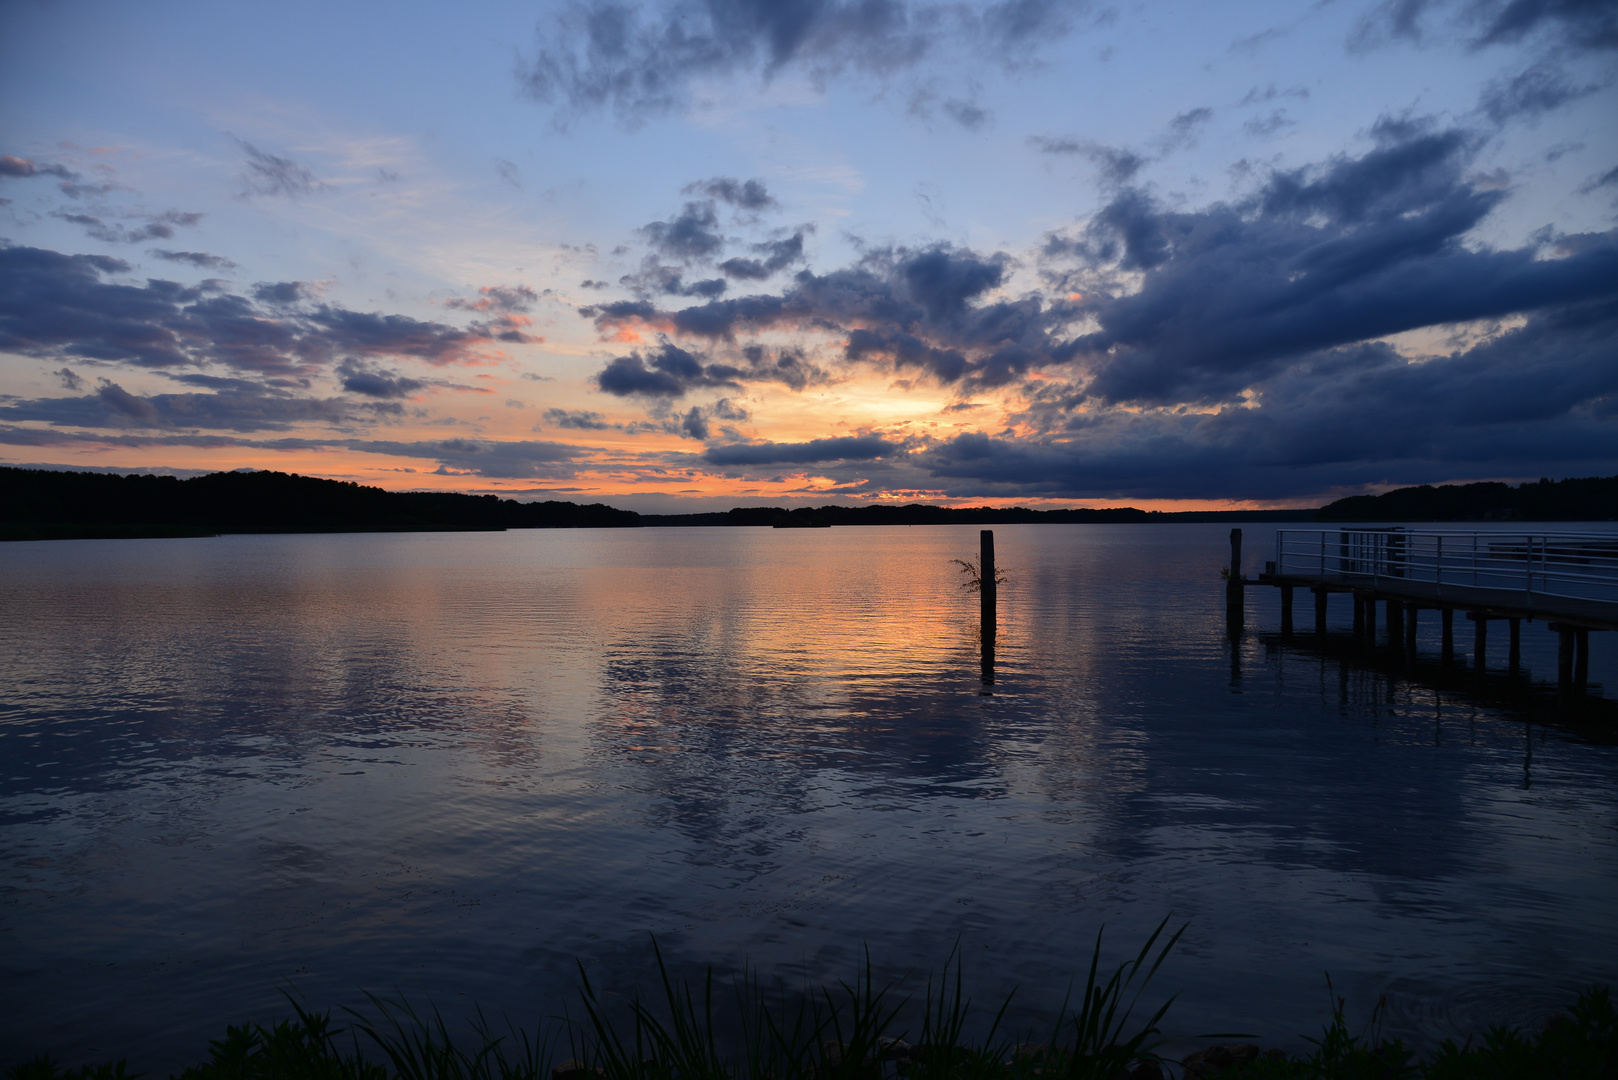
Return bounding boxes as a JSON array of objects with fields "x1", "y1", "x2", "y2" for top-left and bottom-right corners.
[{"x1": 2, "y1": 523, "x2": 1615, "y2": 1071}]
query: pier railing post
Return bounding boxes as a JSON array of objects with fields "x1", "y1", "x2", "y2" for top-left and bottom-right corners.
[{"x1": 980, "y1": 529, "x2": 996, "y2": 685}]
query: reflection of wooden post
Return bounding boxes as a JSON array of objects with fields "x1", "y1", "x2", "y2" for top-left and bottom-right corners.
[
  {"x1": 980, "y1": 530, "x2": 996, "y2": 686},
  {"x1": 1226, "y1": 529, "x2": 1243, "y2": 634}
]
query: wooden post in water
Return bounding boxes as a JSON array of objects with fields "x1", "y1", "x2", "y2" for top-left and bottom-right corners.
[
  {"x1": 1314, "y1": 588, "x2": 1328, "y2": 637},
  {"x1": 1280, "y1": 585, "x2": 1293, "y2": 636},
  {"x1": 1557, "y1": 625, "x2": 1574, "y2": 694},
  {"x1": 1575, "y1": 628, "x2": 1590, "y2": 693},
  {"x1": 1351, "y1": 593, "x2": 1364, "y2": 639},
  {"x1": 1441, "y1": 608, "x2": 1454, "y2": 664},
  {"x1": 1508, "y1": 618, "x2": 1521, "y2": 675},
  {"x1": 1474, "y1": 614, "x2": 1488, "y2": 675},
  {"x1": 1225, "y1": 529, "x2": 1243, "y2": 634},
  {"x1": 1404, "y1": 605, "x2": 1418, "y2": 658},
  {"x1": 980, "y1": 529, "x2": 996, "y2": 686},
  {"x1": 1387, "y1": 599, "x2": 1404, "y2": 654}
]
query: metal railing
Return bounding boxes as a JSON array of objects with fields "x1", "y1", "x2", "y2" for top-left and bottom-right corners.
[{"x1": 1273, "y1": 530, "x2": 1618, "y2": 609}]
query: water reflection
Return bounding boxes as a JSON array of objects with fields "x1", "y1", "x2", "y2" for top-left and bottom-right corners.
[{"x1": 1, "y1": 526, "x2": 1616, "y2": 1072}]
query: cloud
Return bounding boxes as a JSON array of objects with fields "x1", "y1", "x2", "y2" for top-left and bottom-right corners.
[
  {"x1": 0, "y1": 244, "x2": 530, "y2": 378},
  {"x1": 1351, "y1": 0, "x2": 1618, "y2": 54},
  {"x1": 0, "y1": 155, "x2": 76, "y2": 180},
  {"x1": 1479, "y1": 58, "x2": 1604, "y2": 123},
  {"x1": 641, "y1": 201, "x2": 725, "y2": 260},
  {"x1": 336, "y1": 358, "x2": 426, "y2": 399},
  {"x1": 593, "y1": 340, "x2": 744, "y2": 397},
  {"x1": 544, "y1": 407, "x2": 615, "y2": 429},
  {"x1": 1030, "y1": 137, "x2": 1148, "y2": 186},
  {"x1": 717, "y1": 231, "x2": 808, "y2": 280},
  {"x1": 704, "y1": 434, "x2": 903, "y2": 465},
  {"x1": 53, "y1": 209, "x2": 204, "y2": 244},
  {"x1": 0, "y1": 379, "x2": 393, "y2": 433},
  {"x1": 446, "y1": 285, "x2": 540, "y2": 312},
  {"x1": 495, "y1": 158, "x2": 522, "y2": 188},
  {"x1": 516, "y1": 0, "x2": 1082, "y2": 125},
  {"x1": 54, "y1": 367, "x2": 84, "y2": 391},
  {"x1": 619, "y1": 258, "x2": 729, "y2": 298},
  {"x1": 150, "y1": 249, "x2": 239, "y2": 270},
  {"x1": 1046, "y1": 123, "x2": 1618, "y2": 407},
  {"x1": 1581, "y1": 165, "x2": 1618, "y2": 193},
  {"x1": 235, "y1": 139, "x2": 327, "y2": 199},
  {"x1": 586, "y1": 243, "x2": 1041, "y2": 392},
  {"x1": 683, "y1": 177, "x2": 777, "y2": 211}
]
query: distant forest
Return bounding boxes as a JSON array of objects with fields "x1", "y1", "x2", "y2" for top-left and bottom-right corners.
[
  {"x1": 3, "y1": 467, "x2": 1613, "y2": 540},
  {"x1": 1315, "y1": 475, "x2": 1618, "y2": 521},
  {"x1": 0, "y1": 466, "x2": 639, "y2": 540}
]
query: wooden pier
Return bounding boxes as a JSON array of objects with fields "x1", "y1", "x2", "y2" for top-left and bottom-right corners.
[{"x1": 1230, "y1": 528, "x2": 1618, "y2": 698}]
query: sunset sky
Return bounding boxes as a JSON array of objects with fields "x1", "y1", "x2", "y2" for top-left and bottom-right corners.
[{"x1": 1, "y1": 0, "x2": 1614, "y2": 511}]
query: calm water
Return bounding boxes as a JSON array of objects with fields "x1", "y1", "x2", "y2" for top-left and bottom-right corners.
[{"x1": 2, "y1": 524, "x2": 1616, "y2": 1070}]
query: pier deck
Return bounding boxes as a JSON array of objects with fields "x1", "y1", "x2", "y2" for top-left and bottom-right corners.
[{"x1": 1231, "y1": 528, "x2": 1618, "y2": 696}]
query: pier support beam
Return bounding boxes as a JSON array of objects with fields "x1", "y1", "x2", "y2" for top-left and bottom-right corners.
[
  {"x1": 1576, "y1": 628, "x2": 1589, "y2": 692},
  {"x1": 1386, "y1": 599, "x2": 1404, "y2": 654},
  {"x1": 1508, "y1": 618, "x2": 1521, "y2": 676},
  {"x1": 1405, "y1": 605, "x2": 1419, "y2": 659},
  {"x1": 1441, "y1": 608, "x2": 1454, "y2": 665},
  {"x1": 1280, "y1": 585, "x2": 1293, "y2": 637},
  {"x1": 1314, "y1": 588, "x2": 1328, "y2": 637},
  {"x1": 1472, "y1": 613, "x2": 1488, "y2": 675},
  {"x1": 1351, "y1": 593, "x2": 1364, "y2": 640},
  {"x1": 1557, "y1": 625, "x2": 1574, "y2": 695}
]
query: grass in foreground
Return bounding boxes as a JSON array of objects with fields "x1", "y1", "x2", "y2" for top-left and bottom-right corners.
[{"x1": 6, "y1": 920, "x2": 1613, "y2": 1080}]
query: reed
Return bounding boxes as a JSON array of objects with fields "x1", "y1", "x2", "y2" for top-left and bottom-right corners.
[{"x1": 6, "y1": 925, "x2": 1613, "y2": 1080}]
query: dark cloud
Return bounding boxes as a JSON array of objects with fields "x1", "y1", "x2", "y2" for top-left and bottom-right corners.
[
  {"x1": 942, "y1": 98, "x2": 991, "y2": 129},
  {"x1": 0, "y1": 155, "x2": 76, "y2": 180},
  {"x1": 1167, "y1": 107, "x2": 1214, "y2": 140},
  {"x1": 544, "y1": 407, "x2": 615, "y2": 429},
  {"x1": 704, "y1": 434, "x2": 902, "y2": 465},
  {"x1": 1479, "y1": 58, "x2": 1604, "y2": 123},
  {"x1": 594, "y1": 341, "x2": 744, "y2": 397},
  {"x1": 0, "y1": 379, "x2": 389, "y2": 433},
  {"x1": 53, "y1": 209, "x2": 203, "y2": 245},
  {"x1": 517, "y1": 0, "x2": 1082, "y2": 124},
  {"x1": 336, "y1": 359, "x2": 426, "y2": 399},
  {"x1": 150, "y1": 249, "x2": 238, "y2": 270},
  {"x1": 1029, "y1": 137, "x2": 1147, "y2": 186},
  {"x1": 1046, "y1": 125, "x2": 1618, "y2": 407},
  {"x1": 586, "y1": 244, "x2": 1040, "y2": 392},
  {"x1": 683, "y1": 177, "x2": 777, "y2": 211},
  {"x1": 446, "y1": 285, "x2": 540, "y2": 312},
  {"x1": 641, "y1": 201, "x2": 725, "y2": 260},
  {"x1": 619, "y1": 258, "x2": 729, "y2": 298},
  {"x1": 54, "y1": 367, "x2": 84, "y2": 391},
  {"x1": 1581, "y1": 164, "x2": 1618, "y2": 193},
  {"x1": 718, "y1": 231, "x2": 807, "y2": 280},
  {"x1": 252, "y1": 281, "x2": 307, "y2": 305},
  {"x1": 0, "y1": 245, "x2": 525, "y2": 379},
  {"x1": 235, "y1": 139, "x2": 327, "y2": 199},
  {"x1": 1351, "y1": 0, "x2": 1618, "y2": 53}
]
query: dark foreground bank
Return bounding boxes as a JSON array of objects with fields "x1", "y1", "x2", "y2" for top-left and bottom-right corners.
[{"x1": 8, "y1": 929, "x2": 1614, "y2": 1080}]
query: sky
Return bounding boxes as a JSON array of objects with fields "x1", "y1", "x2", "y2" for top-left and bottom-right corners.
[{"x1": 1, "y1": 0, "x2": 1615, "y2": 511}]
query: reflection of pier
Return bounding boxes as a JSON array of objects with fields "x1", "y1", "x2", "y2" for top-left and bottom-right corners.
[{"x1": 1232, "y1": 529, "x2": 1618, "y2": 698}]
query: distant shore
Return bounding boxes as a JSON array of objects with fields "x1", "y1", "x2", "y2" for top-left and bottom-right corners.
[{"x1": 4, "y1": 466, "x2": 1613, "y2": 541}]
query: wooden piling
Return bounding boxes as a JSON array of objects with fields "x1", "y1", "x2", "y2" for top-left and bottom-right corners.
[
  {"x1": 1387, "y1": 599, "x2": 1404, "y2": 653},
  {"x1": 1351, "y1": 593, "x2": 1364, "y2": 639},
  {"x1": 1280, "y1": 584, "x2": 1294, "y2": 636},
  {"x1": 1404, "y1": 604, "x2": 1418, "y2": 658},
  {"x1": 1314, "y1": 588, "x2": 1328, "y2": 637},
  {"x1": 980, "y1": 529, "x2": 996, "y2": 686},
  {"x1": 1441, "y1": 608, "x2": 1454, "y2": 664},
  {"x1": 1474, "y1": 614, "x2": 1488, "y2": 675},
  {"x1": 1558, "y1": 626, "x2": 1574, "y2": 693},
  {"x1": 1226, "y1": 529, "x2": 1244, "y2": 634},
  {"x1": 1508, "y1": 618, "x2": 1521, "y2": 675},
  {"x1": 1575, "y1": 628, "x2": 1590, "y2": 692}
]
